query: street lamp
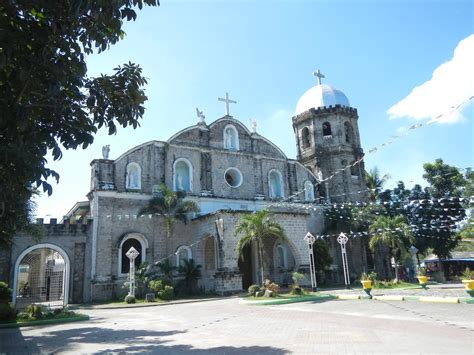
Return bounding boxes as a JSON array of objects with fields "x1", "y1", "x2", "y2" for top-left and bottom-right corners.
[
  {"x1": 337, "y1": 233, "x2": 351, "y2": 288},
  {"x1": 304, "y1": 232, "x2": 317, "y2": 292},
  {"x1": 126, "y1": 246, "x2": 140, "y2": 298}
]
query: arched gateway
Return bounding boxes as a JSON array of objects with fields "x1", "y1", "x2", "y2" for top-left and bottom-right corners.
[{"x1": 13, "y1": 244, "x2": 70, "y2": 309}]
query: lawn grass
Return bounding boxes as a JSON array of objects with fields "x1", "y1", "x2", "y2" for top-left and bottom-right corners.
[
  {"x1": 245, "y1": 291, "x2": 320, "y2": 301},
  {"x1": 372, "y1": 281, "x2": 420, "y2": 289},
  {"x1": 91, "y1": 298, "x2": 165, "y2": 305},
  {"x1": 0, "y1": 312, "x2": 89, "y2": 329}
]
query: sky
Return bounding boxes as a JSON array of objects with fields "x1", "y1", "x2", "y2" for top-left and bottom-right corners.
[{"x1": 36, "y1": 0, "x2": 473, "y2": 219}]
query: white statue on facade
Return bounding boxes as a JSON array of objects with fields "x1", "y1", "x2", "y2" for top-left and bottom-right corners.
[
  {"x1": 177, "y1": 173, "x2": 184, "y2": 191},
  {"x1": 250, "y1": 119, "x2": 257, "y2": 134},
  {"x1": 102, "y1": 145, "x2": 110, "y2": 159},
  {"x1": 225, "y1": 128, "x2": 233, "y2": 149},
  {"x1": 196, "y1": 107, "x2": 205, "y2": 124}
]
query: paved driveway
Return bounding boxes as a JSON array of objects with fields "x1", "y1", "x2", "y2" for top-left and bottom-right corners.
[{"x1": 1, "y1": 298, "x2": 472, "y2": 354}]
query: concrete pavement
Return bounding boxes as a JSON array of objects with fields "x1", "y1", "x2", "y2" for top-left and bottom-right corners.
[{"x1": 0, "y1": 297, "x2": 472, "y2": 354}]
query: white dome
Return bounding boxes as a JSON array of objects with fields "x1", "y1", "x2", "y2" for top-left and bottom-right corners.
[{"x1": 295, "y1": 84, "x2": 350, "y2": 116}]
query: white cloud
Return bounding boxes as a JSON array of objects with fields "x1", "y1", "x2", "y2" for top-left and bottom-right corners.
[{"x1": 388, "y1": 35, "x2": 474, "y2": 124}]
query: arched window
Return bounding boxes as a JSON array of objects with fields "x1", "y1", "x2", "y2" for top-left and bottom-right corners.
[
  {"x1": 126, "y1": 163, "x2": 141, "y2": 190},
  {"x1": 301, "y1": 127, "x2": 311, "y2": 149},
  {"x1": 223, "y1": 125, "x2": 239, "y2": 150},
  {"x1": 268, "y1": 169, "x2": 284, "y2": 199},
  {"x1": 173, "y1": 158, "x2": 193, "y2": 192},
  {"x1": 322, "y1": 122, "x2": 332, "y2": 137},
  {"x1": 176, "y1": 245, "x2": 192, "y2": 267},
  {"x1": 119, "y1": 234, "x2": 148, "y2": 275},
  {"x1": 304, "y1": 180, "x2": 315, "y2": 201},
  {"x1": 350, "y1": 161, "x2": 359, "y2": 177},
  {"x1": 344, "y1": 121, "x2": 354, "y2": 143}
]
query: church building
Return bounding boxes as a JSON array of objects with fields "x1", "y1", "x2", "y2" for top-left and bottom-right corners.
[{"x1": 3, "y1": 72, "x2": 370, "y2": 306}]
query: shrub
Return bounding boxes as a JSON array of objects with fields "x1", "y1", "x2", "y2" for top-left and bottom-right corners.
[
  {"x1": 291, "y1": 272, "x2": 304, "y2": 287},
  {"x1": 0, "y1": 303, "x2": 16, "y2": 321},
  {"x1": 149, "y1": 279, "x2": 166, "y2": 293},
  {"x1": 17, "y1": 311, "x2": 30, "y2": 321},
  {"x1": 368, "y1": 271, "x2": 377, "y2": 283},
  {"x1": 461, "y1": 268, "x2": 474, "y2": 280},
  {"x1": 27, "y1": 304, "x2": 44, "y2": 320},
  {"x1": 262, "y1": 279, "x2": 279, "y2": 294},
  {"x1": 290, "y1": 285, "x2": 303, "y2": 296},
  {"x1": 417, "y1": 267, "x2": 426, "y2": 276},
  {"x1": 0, "y1": 282, "x2": 12, "y2": 304},
  {"x1": 124, "y1": 295, "x2": 136, "y2": 304},
  {"x1": 248, "y1": 284, "x2": 260, "y2": 295},
  {"x1": 158, "y1": 285, "x2": 174, "y2": 301}
]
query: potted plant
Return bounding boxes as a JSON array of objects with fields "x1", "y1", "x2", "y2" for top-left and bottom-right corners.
[
  {"x1": 416, "y1": 267, "x2": 428, "y2": 289},
  {"x1": 360, "y1": 272, "x2": 372, "y2": 298},
  {"x1": 461, "y1": 268, "x2": 474, "y2": 297}
]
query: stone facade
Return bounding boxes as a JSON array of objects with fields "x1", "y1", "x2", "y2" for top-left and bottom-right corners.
[
  {"x1": 292, "y1": 105, "x2": 367, "y2": 202},
  {"x1": 5, "y1": 86, "x2": 376, "y2": 304}
]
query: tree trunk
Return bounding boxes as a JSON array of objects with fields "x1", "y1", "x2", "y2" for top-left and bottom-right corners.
[{"x1": 258, "y1": 240, "x2": 264, "y2": 285}]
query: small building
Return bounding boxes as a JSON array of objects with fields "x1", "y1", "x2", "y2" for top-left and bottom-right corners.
[{"x1": 423, "y1": 251, "x2": 474, "y2": 281}]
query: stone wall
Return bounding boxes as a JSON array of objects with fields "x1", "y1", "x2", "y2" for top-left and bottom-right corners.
[{"x1": 10, "y1": 220, "x2": 92, "y2": 304}]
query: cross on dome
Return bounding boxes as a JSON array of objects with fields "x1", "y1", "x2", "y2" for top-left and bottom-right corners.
[
  {"x1": 218, "y1": 92, "x2": 237, "y2": 116},
  {"x1": 313, "y1": 69, "x2": 325, "y2": 85}
]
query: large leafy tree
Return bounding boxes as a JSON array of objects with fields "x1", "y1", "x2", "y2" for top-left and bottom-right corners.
[
  {"x1": 138, "y1": 184, "x2": 200, "y2": 238},
  {"x1": 423, "y1": 159, "x2": 466, "y2": 198},
  {"x1": 369, "y1": 215, "x2": 413, "y2": 280},
  {"x1": 0, "y1": 1, "x2": 159, "y2": 246},
  {"x1": 235, "y1": 209, "x2": 287, "y2": 284},
  {"x1": 406, "y1": 160, "x2": 467, "y2": 259}
]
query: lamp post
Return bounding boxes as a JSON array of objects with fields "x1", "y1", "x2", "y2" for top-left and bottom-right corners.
[
  {"x1": 304, "y1": 232, "x2": 317, "y2": 292},
  {"x1": 337, "y1": 233, "x2": 351, "y2": 288},
  {"x1": 126, "y1": 246, "x2": 140, "y2": 298}
]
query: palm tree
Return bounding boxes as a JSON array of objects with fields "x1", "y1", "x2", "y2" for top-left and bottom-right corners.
[
  {"x1": 369, "y1": 215, "x2": 413, "y2": 281},
  {"x1": 138, "y1": 184, "x2": 200, "y2": 238},
  {"x1": 364, "y1": 167, "x2": 390, "y2": 202},
  {"x1": 156, "y1": 258, "x2": 176, "y2": 285},
  {"x1": 178, "y1": 259, "x2": 202, "y2": 295},
  {"x1": 235, "y1": 209, "x2": 287, "y2": 284}
]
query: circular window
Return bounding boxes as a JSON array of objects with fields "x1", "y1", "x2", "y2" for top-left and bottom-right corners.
[{"x1": 224, "y1": 168, "x2": 243, "y2": 188}]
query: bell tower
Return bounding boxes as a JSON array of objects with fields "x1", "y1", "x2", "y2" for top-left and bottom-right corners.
[{"x1": 292, "y1": 70, "x2": 366, "y2": 203}]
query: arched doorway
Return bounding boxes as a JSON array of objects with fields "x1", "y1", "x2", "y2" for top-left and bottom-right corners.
[
  {"x1": 238, "y1": 244, "x2": 253, "y2": 290},
  {"x1": 13, "y1": 244, "x2": 70, "y2": 309}
]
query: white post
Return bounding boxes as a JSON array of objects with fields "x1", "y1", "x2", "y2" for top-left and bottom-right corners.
[
  {"x1": 126, "y1": 247, "x2": 140, "y2": 298},
  {"x1": 337, "y1": 233, "x2": 350, "y2": 288},
  {"x1": 304, "y1": 232, "x2": 317, "y2": 291}
]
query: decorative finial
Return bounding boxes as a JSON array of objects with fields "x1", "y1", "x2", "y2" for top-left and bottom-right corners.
[
  {"x1": 250, "y1": 118, "x2": 257, "y2": 133},
  {"x1": 313, "y1": 69, "x2": 325, "y2": 85},
  {"x1": 218, "y1": 92, "x2": 237, "y2": 116},
  {"x1": 196, "y1": 107, "x2": 205, "y2": 123},
  {"x1": 102, "y1": 145, "x2": 110, "y2": 159}
]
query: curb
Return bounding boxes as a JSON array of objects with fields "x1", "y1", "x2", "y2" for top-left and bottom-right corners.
[
  {"x1": 71, "y1": 296, "x2": 233, "y2": 310},
  {"x1": 418, "y1": 296, "x2": 459, "y2": 304},
  {"x1": 331, "y1": 294, "x2": 473, "y2": 304},
  {"x1": 0, "y1": 315, "x2": 90, "y2": 329},
  {"x1": 239, "y1": 294, "x2": 336, "y2": 306}
]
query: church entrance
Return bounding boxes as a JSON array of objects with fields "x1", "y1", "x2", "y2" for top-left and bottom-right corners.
[
  {"x1": 238, "y1": 244, "x2": 253, "y2": 290},
  {"x1": 13, "y1": 244, "x2": 70, "y2": 309}
]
